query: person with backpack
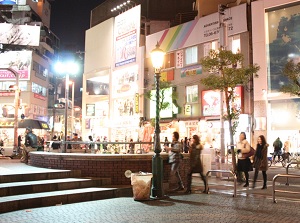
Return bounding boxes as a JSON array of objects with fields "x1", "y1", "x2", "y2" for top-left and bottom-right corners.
[{"x1": 272, "y1": 137, "x2": 283, "y2": 161}]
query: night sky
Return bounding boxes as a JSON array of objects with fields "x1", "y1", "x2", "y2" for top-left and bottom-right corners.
[
  {"x1": 49, "y1": 0, "x2": 105, "y2": 106},
  {"x1": 50, "y1": 0, "x2": 105, "y2": 51}
]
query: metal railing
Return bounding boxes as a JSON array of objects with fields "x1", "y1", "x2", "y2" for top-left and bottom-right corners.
[
  {"x1": 205, "y1": 170, "x2": 237, "y2": 197},
  {"x1": 45, "y1": 141, "x2": 162, "y2": 154},
  {"x1": 272, "y1": 174, "x2": 300, "y2": 203},
  {"x1": 285, "y1": 161, "x2": 300, "y2": 185}
]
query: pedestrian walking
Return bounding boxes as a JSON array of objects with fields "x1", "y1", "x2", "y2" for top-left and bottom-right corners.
[
  {"x1": 236, "y1": 132, "x2": 253, "y2": 187},
  {"x1": 164, "y1": 131, "x2": 184, "y2": 191},
  {"x1": 252, "y1": 135, "x2": 269, "y2": 189},
  {"x1": 185, "y1": 134, "x2": 207, "y2": 194}
]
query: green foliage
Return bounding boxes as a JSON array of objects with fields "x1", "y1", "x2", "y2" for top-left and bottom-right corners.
[
  {"x1": 281, "y1": 60, "x2": 300, "y2": 96},
  {"x1": 145, "y1": 80, "x2": 180, "y2": 120},
  {"x1": 200, "y1": 49, "x2": 260, "y2": 171}
]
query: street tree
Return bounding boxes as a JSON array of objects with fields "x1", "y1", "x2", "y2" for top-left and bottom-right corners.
[
  {"x1": 200, "y1": 49, "x2": 260, "y2": 171},
  {"x1": 280, "y1": 60, "x2": 300, "y2": 96}
]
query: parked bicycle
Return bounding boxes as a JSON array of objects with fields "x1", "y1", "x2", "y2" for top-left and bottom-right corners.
[{"x1": 268, "y1": 152, "x2": 290, "y2": 167}]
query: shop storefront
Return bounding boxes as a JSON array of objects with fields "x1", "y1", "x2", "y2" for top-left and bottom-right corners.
[{"x1": 252, "y1": 0, "x2": 300, "y2": 153}]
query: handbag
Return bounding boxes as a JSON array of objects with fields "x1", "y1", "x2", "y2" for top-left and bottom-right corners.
[{"x1": 242, "y1": 146, "x2": 255, "y2": 158}]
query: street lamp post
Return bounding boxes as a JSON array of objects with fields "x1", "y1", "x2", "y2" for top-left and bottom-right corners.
[
  {"x1": 54, "y1": 61, "x2": 79, "y2": 153},
  {"x1": 0, "y1": 68, "x2": 19, "y2": 154},
  {"x1": 150, "y1": 42, "x2": 165, "y2": 198},
  {"x1": 64, "y1": 73, "x2": 69, "y2": 153},
  {"x1": 69, "y1": 81, "x2": 75, "y2": 134}
]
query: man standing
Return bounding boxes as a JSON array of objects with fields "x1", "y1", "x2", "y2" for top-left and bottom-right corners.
[
  {"x1": 72, "y1": 133, "x2": 81, "y2": 149},
  {"x1": 51, "y1": 135, "x2": 60, "y2": 151},
  {"x1": 273, "y1": 137, "x2": 283, "y2": 161},
  {"x1": 21, "y1": 127, "x2": 38, "y2": 164},
  {"x1": 165, "y1": 131, "x2": 184, "y2": 191}
]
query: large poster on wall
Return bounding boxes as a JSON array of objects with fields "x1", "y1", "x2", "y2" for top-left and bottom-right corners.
[
  {"x1": 114, "y1": 5, "x2": 141, "y2": 67},
  {"x1": 111, "y1": 65, "x2": 138, "y2": 98},
  {"x1": 202, "y1": 86, "x2": 243, "y2": 116},
  {"x1": 0, "y1": 23, "x2": 40, "y2": 46},
  {"x1": 0, "y1": 51, "x2": 32, "y2": 80},
  {"x1": 267, "y1": 4, "x2": 300, "y2": 91}
]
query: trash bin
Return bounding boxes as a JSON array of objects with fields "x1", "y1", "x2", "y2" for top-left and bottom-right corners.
[{"x1": 131, "y1": 172, "x2": 153, "y2": 201}]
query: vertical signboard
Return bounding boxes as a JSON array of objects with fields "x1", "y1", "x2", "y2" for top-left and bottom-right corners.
[{"x1": 114, "y1": 5, "x2": 141, "y2": 67}]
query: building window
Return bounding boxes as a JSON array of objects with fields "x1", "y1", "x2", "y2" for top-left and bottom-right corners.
[
  {"x1": 163, "y1": 52, "x2": 175, "y2": 69},
  {"x1": 32, "y1": 82, "x2": 47, "y2": 97},
  {"x1": 204, "y1": 41, "x2": 218, "y2": 57},
  {"x1": 186, "y1": 85, "x2": 198, "y2": 103},
  {"x1": 185, "y1": 46, "x2": 198, "y2": 65}
]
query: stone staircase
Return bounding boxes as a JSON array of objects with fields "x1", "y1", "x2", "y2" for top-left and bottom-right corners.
[{"x1": 0, "y1": 169, "x2": 132, "y2": 213}]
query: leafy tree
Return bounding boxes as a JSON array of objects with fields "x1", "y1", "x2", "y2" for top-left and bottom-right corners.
[
  {"x1": 200, "y1": 49, "x2": 260, "y2": 172},
  {"x1": 280, "y1": 60, "x2": 300, "y2": 96},
  {"x1": 145, "y1": 81, "x2": 179, "y2": 126}
]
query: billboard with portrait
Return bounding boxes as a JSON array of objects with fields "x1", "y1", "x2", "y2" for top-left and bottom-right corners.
[
  {"x1": 0, "y1": 51, "x2": 32, "y2": 80},
  {"x1": 114, "y1": 5, "x2": 141, "y2": 67},
  {"x1": 202, "y1": 86, "x2": 243, "y2": 116}
]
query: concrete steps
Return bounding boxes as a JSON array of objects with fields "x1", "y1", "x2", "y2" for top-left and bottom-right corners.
[
  {"x1": 0, "y1": 187, "x2": 132, "y2": 213},
  {"x1": 0, "y1": 168, "x2": 132, "y2": 214}
]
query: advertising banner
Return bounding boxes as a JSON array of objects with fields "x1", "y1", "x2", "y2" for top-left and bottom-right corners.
[
  {"x1": 113, "y1": 96, "x2": 135, "y2": 117},
  {"x1": 86, "y1": 104, "x2": 95, "y2": 116},
  {"x1": 111, "y1": 65, "x2": 138, "y2": 98},
  {"x1": 176, "y1": 50, "x2": 184, "y2": 68},
  {"x1": 180, "y1": 65, "x2": 202, "y2": 78},
  {"x1": 0, "y1": 23, "x2": 40, "y2": 46},
  {"x1": 146, "y1": 4, "x2": 247, "y2": 56},
  {"x1": 114, "y1": 5, "x2": 141, "y2": 67},
  {"x1": 202, "y1": 86, "x2": 243, "y2": 116},
  {"x1": 0, "y1": 51, "x2": 32, "y2": 80}
]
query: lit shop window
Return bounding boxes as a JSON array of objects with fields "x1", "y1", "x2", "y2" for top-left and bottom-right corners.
[
  {"x1": 186, "y1": 85, "x2": 198, "y2": 103},
  {"x1": 32, "y1": 82, "x2": 47, "y2": 96},
  {"x1": 0, "y1": 81, "x2": 27, "y2": 91},
  {"x1": 231, "y1": 35, "x2": 240, "y2": 54},
  {"x1": 185, "y1": 46, "x2": 198, "y2": 65}
]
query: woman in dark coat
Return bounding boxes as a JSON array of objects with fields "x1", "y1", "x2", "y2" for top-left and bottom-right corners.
[
  {"x1": 185, "y1": 134, "x2": 207, "y2": 194},
  {"x1": 252, "y1": 135, "x2": 269, "y2": 189}
]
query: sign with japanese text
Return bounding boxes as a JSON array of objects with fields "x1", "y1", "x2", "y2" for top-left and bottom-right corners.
[
  {"x1": 114, "y1": 5, "x2": 141, "y2": 67},
  {"x1": 176, "y1": 50, "x2": 183, "y2": 68}
]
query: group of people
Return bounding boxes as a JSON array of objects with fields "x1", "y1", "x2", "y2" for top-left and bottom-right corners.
[
  {"x1": 165, "y1": 131, "x2": 285, "y2": 193},
  {"x1": 164, "y1": 131, "x2": 207, "y2": 194}
]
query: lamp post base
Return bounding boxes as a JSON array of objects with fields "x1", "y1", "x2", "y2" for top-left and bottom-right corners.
[{"x1": 151, "y1": 153, "x2": 164, "y2": 199}]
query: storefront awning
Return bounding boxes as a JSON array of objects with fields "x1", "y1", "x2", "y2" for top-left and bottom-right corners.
[{"x1": 0, "y1": 119, "x2": 50, "y2": 130}]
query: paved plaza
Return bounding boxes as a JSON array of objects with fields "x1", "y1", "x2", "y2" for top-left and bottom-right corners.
[
  {"x1": 0, "y1": 192, "x2": 299, "y2": 223},
  {"x1": 0, "y1": 159, "x2": 299, "y2": 223}
]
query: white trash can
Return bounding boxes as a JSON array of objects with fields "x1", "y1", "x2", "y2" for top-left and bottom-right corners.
[{"x1": 131, "y1": 172, "x2": 153, "y2": 201}]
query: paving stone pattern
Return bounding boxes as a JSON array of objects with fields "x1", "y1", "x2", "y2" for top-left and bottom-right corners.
[{"x1": 0, "y1": 192, "x2": 299, "y2": 223}]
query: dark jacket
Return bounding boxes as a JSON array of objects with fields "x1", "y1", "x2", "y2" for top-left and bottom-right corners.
[
  {"x1": 189, "y1": 143, "x2": 203, "y2": 173},
  {"x1": 253, "y1": 143, "x2": 269, "y2": 171},
  {"x1": 25, "y1": 132, "x2": 38, "y2": 148}
]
